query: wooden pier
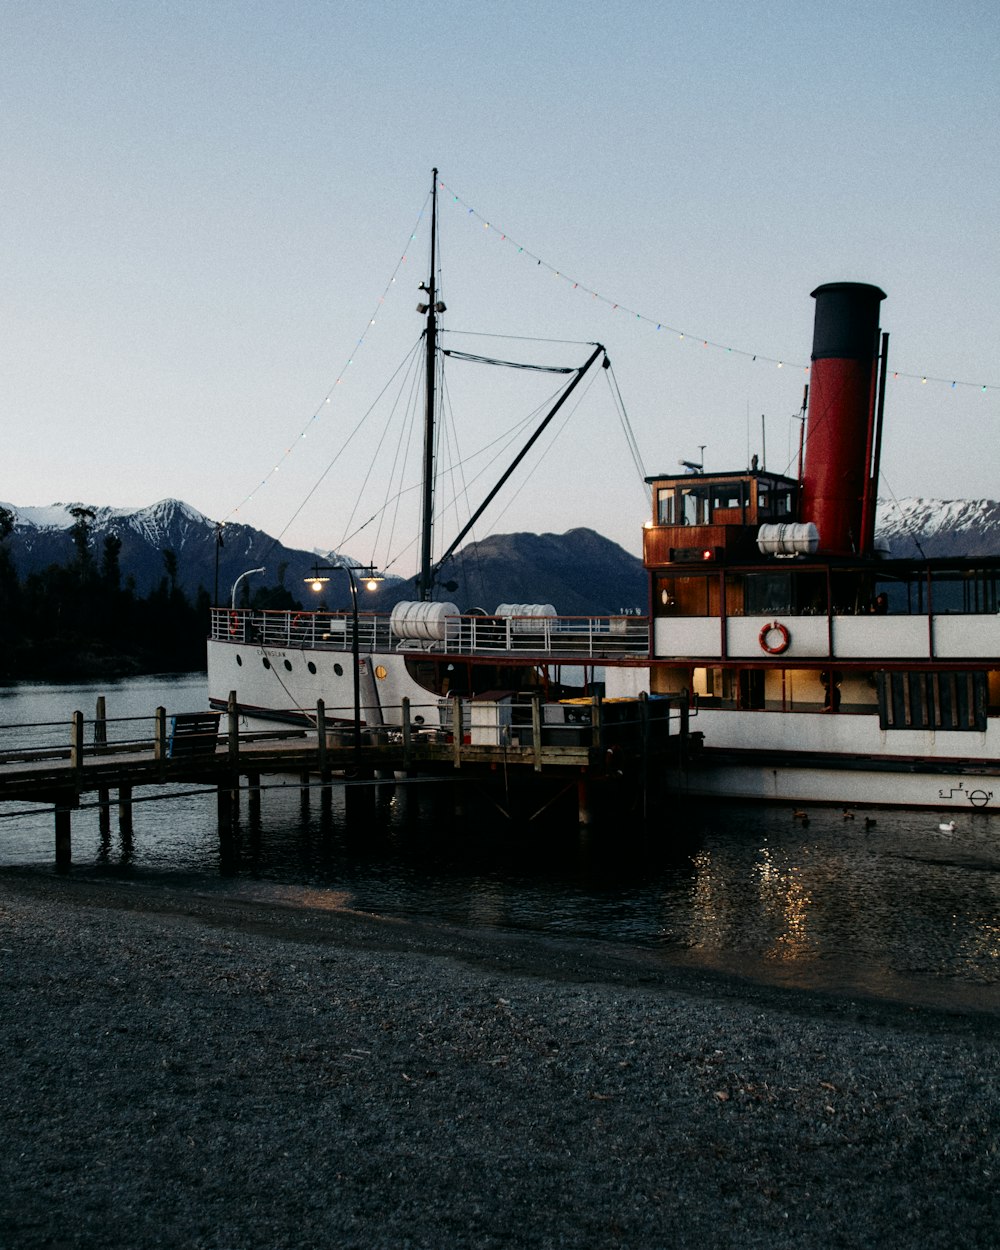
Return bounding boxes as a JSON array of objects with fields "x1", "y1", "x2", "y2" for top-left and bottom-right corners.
[{"x1": 0, "y1": 691, "x2": 696, "y2": 872}]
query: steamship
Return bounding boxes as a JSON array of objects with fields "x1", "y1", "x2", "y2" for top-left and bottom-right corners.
[
  {"x1": 603, "y1": 281, "x2": 1000, "y2": 810},
  {"x1": 207, "y1": 174, "x2": 999, "y2": 810}
]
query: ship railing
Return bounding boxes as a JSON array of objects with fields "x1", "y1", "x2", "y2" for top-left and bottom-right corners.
[
  {"x1": 437, "y1": 612, "x2": 650, "y2": 659},
  {"x1": 212, "y1": 608, "x2": 650, "y2": 660},
  {"x1": 211, "y1": 607, "x2": 392, "y2": 653}
]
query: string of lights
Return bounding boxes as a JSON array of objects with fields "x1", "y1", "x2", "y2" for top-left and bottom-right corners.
[
  {"x1": 437, "y1": 177, "x2": 998, "y2": 396},
  {"x1": 217, "y1": 173, "x2": 997, "y2": 537},
  {"x1": 219, "y1": 194, "x2": 431, "y2": 528}
]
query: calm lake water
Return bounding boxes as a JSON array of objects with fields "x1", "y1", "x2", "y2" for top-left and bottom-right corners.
[{"x1": 2, "y1": 674, "x2": 998, "y2": 1013}]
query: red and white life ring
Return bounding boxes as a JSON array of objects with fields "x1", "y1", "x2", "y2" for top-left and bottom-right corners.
[
  {"x1": 228, "y1": 611, "x2": 240, "y2": 636},
  {"x1": 759, "y1": 621, "x2": 790, "y2": 655}
]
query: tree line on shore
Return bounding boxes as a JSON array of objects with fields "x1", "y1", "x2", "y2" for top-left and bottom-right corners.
[{"x1": 0, "y1": 507, "x2": 298, "y2": 681}]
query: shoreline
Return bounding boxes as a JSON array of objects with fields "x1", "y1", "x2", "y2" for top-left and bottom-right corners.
[{"x1": 2, "y1": 868, "x2": 998, "y2": 1248}]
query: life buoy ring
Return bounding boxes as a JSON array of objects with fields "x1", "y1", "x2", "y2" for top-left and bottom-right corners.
[
  {"x1": 290, "y1": 612, "x2": 305, "y2": 631},
  {"x1": 228, "y1": 611, "x2": 240, "y2": 636},
  {"x1": 759, "y1": 621, "x2": 790, "y2": 655}
]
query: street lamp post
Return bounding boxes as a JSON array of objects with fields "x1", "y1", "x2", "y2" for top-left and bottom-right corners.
[
  {"x1": 231, "y1": 567, "x2": 265, "y2": 609},
  {"x1": 306, "y1": 563, "x2": 382, "y2": 764}
]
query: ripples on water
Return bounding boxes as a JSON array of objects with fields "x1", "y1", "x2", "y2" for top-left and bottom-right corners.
[{"x1": 1, "y1": 675, "x2": 998, "y2": 1010}]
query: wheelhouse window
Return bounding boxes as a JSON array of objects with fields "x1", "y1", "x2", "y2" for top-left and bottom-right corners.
[
  {"x1": 657, "y1": 574, "x2": 720, "y2": 616},
  {"x1": 756, "y1": 485, "x2": 794, "y2": 519}
]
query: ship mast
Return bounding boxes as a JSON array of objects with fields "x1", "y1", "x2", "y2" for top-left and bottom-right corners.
[{"x1": 418, "y1": 168, "x2": 440, "y2": 600}]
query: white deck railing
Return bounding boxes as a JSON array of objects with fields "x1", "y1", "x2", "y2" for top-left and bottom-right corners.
[{"x1": 211, "y1": 608, "x2": 651, "y2": 661}]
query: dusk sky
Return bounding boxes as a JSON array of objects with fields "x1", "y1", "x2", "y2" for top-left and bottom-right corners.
[{"x1": 3, "y1": 1, "x2": 997, "y2": 571}]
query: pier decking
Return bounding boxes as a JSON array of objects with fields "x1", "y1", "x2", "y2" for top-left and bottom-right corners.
[{"x1": 1, "y1": 691, "x2": 696, "y2": 872}]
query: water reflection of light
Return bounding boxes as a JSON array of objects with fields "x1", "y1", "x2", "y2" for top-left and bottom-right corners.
[
  {"x1": 955, "y1": 920, "x2": 1000, "y2": 977},
  {"x1": 754, "y1": 847, "x2": 816, "y2": 963},
  {"x1": 681, "y1": 849, "x2": 721, "y2": 947}
]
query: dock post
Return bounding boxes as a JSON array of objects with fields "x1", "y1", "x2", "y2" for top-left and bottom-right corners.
[
  {"x1": 94, "y1": 696, "x2": 107, "y2": 753},
  {"x1": 316, "y1": 699, "x2": 330, "y2": 783},
  {"x1": 70, "y1": 710, "x2": 84, "y2": 772},
  {"x1": 246, "y1": 771, "x2": 261, "y2": 825},
  {"x1": 639, "y1": 691, "x2": 650, "y2": 822},
  {"x1": 98, "y1": 789, "x2": 111, "y2": 840},
  {"x1": 401, "y1": 698, "x2": 412, "y2": 772},
  {"x1": 55, "y1": 805, "x2": 72, "y2": 873},
  {"x1": 154, "y1": 706, "x2": 167, "y2": 777},
  {"x1": 590, "y1": 693, "x2": 603, "y2": 751},
  {"x1": 531, "y1": 692, "x2": 542, "y2": 772},
  {"x1": 452, "y1": 697, "x2": 463, "y2": 768},
  {"x1": 118, "y1": 785, "x2": 134, "y2": 839},
  {"x1": 217, "y1": 783, "x2": 237, "y2": 832},
  {"x1": 227, "y1": 690, "x2": 240, "y2": 768}
]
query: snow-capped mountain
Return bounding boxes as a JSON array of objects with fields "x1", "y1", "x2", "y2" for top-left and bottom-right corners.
[
  {"x1": 0, "y1": 496, "x2": 996, "y2": 605},
  {"x1": 0, "y1": 499, "x2": 360, "y2": 598},
  {"x1": 875, "y1": 498, "x2": 1000, "y2": 558}
]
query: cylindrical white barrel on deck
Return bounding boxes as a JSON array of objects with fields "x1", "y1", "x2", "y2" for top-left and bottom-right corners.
[
  {"x1": 495, "y1": 603, "x2": 557, "y2": 632},
  {"x1": 390, "y1": 600, "x2": 460, "y2": 641},
  {"x1": 756, "y1": 522, "x2": 820, "y2": 556}
]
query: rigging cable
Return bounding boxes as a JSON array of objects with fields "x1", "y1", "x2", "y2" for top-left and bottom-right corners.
[
  {"x1": 603, "y1": 360, "x2": 647, "y2": 489},
  {"x1": 220, "y1": 190, "x2": 432, "y2": 529},
  {"x1": 270, "y1": 340, "x2": 424, "y2": 552}
]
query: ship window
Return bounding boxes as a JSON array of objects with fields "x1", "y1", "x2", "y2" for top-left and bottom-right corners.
[
  {"x1": 877, "y1": 671, "x2": 987, "y2": 731},
  {"x1": 333, "y1": 662, "x2": 344, "y2": 677},
  {"x1": 236, "y1": 654, "x2": 243, "y2": 667},
  {"x1": 283, "y1": 659, "x2": 293, "y2": 672},
  {"x1": 710, "y1": 482, "x2": 744, "y2": 513},
  {"x1": 657, "y1": 574, "x2": 720, "y2": 616},
  {"x1": 929, "y1": 567, "x2": 1000, "y2": 615},
  {"x1": 874, "y1": 576, "x2": 920, "y2": 614},
  {"x1": 678, "y1": 485, "x2": 710, "y2": 526},
  {"x1": 307, "y1": 661, "x2": 317, "y2": 674},
  {"x1": 741, "y1": 572, "x2": 793, "y2": 615},
  {"x1": 757, "y1": 486, "x2": 794, "y2": 519},
  {"x1": 656, "y1": 487, "x2": 677, "y2": 524},
  {"x1": 262, "y1": 657, "x2": 271, "y2": 670}
]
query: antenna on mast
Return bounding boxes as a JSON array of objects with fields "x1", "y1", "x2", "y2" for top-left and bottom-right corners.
[{"x1": 417, "y1": 168, "x2": 445, "y2": 600}]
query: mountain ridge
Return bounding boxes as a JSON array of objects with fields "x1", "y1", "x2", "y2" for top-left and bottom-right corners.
[{"x1": 1, "y1": 496, "x2": 997, "y2": 612}]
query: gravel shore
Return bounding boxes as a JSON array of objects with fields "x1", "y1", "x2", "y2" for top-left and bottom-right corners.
[{"x1": 1, "y1": 867, "x2": 997, "y2": 1249}]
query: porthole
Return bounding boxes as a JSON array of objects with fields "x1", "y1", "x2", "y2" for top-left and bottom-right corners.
[
  {"x1": 374, "y1": 665, "x2": 387, "y2": 680},
  {"x1": 283, "y1": 659, "x2": 293, "y2": 672},
  {"x1": 307, "y1": 661, "x2": 317, "y2": 675},
  {"x1": 333, "y1": 662, "x2": 343, "y2": 677},
  {"x1": 262, "y1": 657, "x2": 271, "y2": 670},
  {"x1": 236, "y1": 654, "x2": 243, "y2": 667}
]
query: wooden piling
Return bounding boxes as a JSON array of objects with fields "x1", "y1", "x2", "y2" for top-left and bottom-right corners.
[
  {"x1": 118, "y1": 785, "x2": 133, "y2": 838},
  {"x1": 55, "y1": 805, "x2": 72, "y2": 873},
  {"x1": 531, "y1": 693, "x2": 542, "y2": 772},
  {"x1": 316, "y1": 699, "x2": 330, "y2": 783},
  {"x1": 247, "y1": 771, "x2": 261, "y2": 824},
  {"x1": 94, "y1": 696, "x2": 107, "y2": 753},
  {"x1": 70, "y1": 711, "x2": 84, "y2": 772},
  {"x1": 227, "y1": 690, "x2": 240, "y2": 766},
  {"x1": 98, "y1": 789, "x2": 111, "y2": 837},
  {"x1": 154, "y1": 706, "x2": 167, "y2": 777}
]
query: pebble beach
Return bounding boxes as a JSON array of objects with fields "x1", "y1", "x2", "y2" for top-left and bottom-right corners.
[{"x1": 1, "y1": 867, "x2": 998, "y2": 1250}]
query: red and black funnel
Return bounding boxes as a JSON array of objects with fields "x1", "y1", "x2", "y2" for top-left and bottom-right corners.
[{"x1": 801, "y1": 282, "x2": 886, "y2": 554}]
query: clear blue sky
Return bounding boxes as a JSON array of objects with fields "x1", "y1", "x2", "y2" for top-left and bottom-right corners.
[{"x1": 3, "y1": 0, "x2": 997, "y2": 567}]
